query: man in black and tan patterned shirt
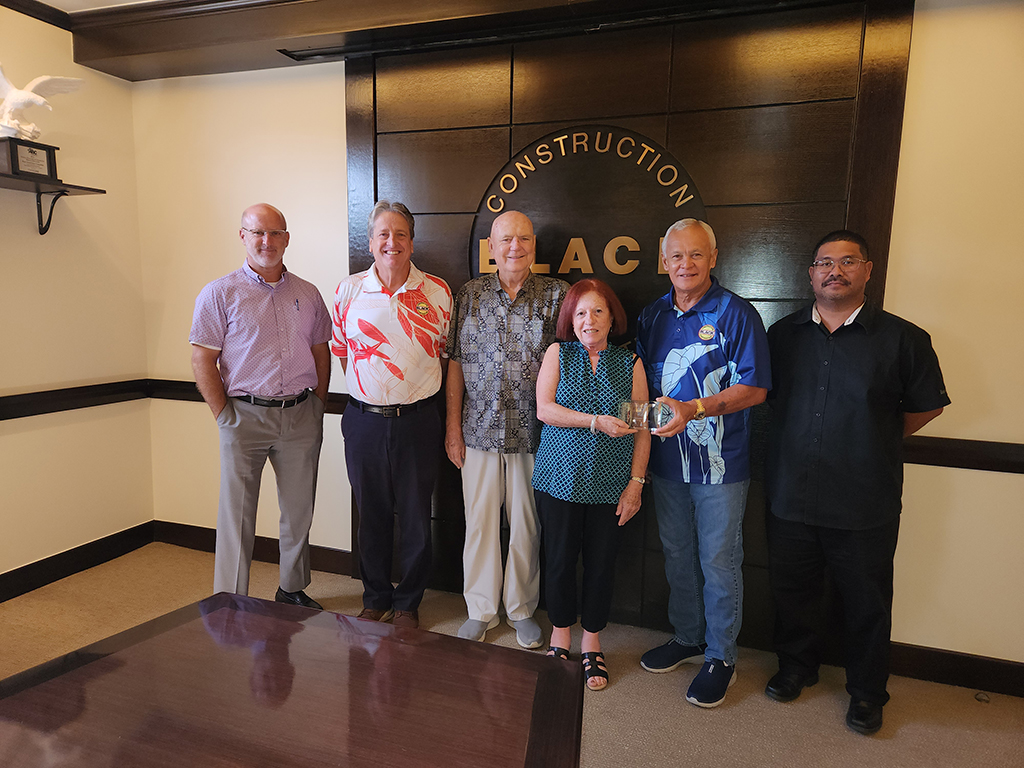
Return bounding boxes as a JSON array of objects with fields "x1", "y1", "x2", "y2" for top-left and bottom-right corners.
[{"x1": 445, "y1": 211, "x2": 568, "y2": 648}]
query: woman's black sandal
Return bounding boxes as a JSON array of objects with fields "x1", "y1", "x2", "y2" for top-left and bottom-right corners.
[
  {"x1": 546, "y1": 646, "x2": 570, "y2": 660},
  {"x1": 582, "y1": 651, "x2": 609, "y2": 690}
]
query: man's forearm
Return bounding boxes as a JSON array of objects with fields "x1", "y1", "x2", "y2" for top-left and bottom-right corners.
[
  {"x1": 445, "y1": 359, "x2": 465, "y2": 430},
  {"x1": 191, "y1": 346, "x2": 228, "y2": 417}
]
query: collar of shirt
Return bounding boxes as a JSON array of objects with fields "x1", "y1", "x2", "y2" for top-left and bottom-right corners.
[
  {"x1": 241, "y1": 260, "x2": 288, "y2": 287},
  {"x1": 669, "y1": 275, "x2": 725, "y2": 317},
  {"x1": 809, "y1": 300, "x2": 867, "y2": 328},
  {"x1": 363, "y1": 262, "x2": 425, "y2": 295},
  {"x1": 487, "y1": 270, "x2": 539, "y2": 299}
]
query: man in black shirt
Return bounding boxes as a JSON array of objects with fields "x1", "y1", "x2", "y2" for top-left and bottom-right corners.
[{"x1": 764, "y1": 230, "x2": 949, "y2": 735}]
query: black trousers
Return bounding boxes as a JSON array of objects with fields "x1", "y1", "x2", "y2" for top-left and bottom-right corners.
[
  {"x1": 766, "y1": 513, "x2": 900, "y2": 705},
  {"x1": 342, "y1": 402, "x2": 442, "y2": 612},
  {"x1": 535, "y1": 490, "x2": 621, "y2": 634}
]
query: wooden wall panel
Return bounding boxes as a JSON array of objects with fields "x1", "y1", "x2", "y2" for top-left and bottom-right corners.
[
  {"x1": 512, "y1": 27, "x2": 673, "y2": 124},
  {"x1": 750, "y1": 299, "x2": 807, "y2": 330},
  {"x1": 668, "y1": 101, "x2": 856, "y2": 206},
  {"x1": 407, "y1": 214, "x2": 476, "y2": 294},
  {"x1": 706, "y1": 202, "x2": 846, "y2": 300},
  {"x1": 346, "y1": 57, "x2": 377, "y2": 276},
  {"x1": 377, "y1": 45, "x2": 512, "y2": 133},
  {"x1": 377, "y1": 127, "x2": 510, "y2": 213},
  {"x1": 671, "y1": 4, "x2": 863, "y2": 111}
]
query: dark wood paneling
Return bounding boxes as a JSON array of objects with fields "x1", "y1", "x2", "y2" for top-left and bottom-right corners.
[
  {"x1": 749, "y1": 299, "x2": 807, "y2": 330},
  {"x1": 1, "y1": 0, "x2": 71, "y2": 30},
  {"x1": 706, "y1": 202, "x2": 846, "y2": 300},
  {"x1": 846, "y1": 0, "x2": 915, "y2": 306},
  {"x1": 742, "y1": 481, "x2": 769, "y2": 569},
  {"x1": 667, "y1": 100, "x2": 856, "y2": 206},
  {"x1": 511, "y1": 115, "x2": 669, "y2": 155},
  {"x1": 377, "y1": 127, "x2": 510, "y2": 214},
  {"x1": 408, "y1": 214, "x2": 476, "y2": 294},
  {"x1": 0, "y1": 523, "x2": 153, "y2": 603},
  {"x1": 377, "y1": 45, "x2": 512, "y2": 133},
  {"x1": 671, "y1": 4, "x2": 863, "y2": 112},
  {"x1": 512, "y1": 26, "x2": 673, "y2": 124},
  {"x1": 641, "y1": 549, "x2": 672, "y2": 632},
  {"x1": 736, "y1": 564, "x2": 773, "y2": 652},
  {"x1": 346, "y1": 56, "x2": 377, "y2": 276},
  {"x1": 609, "y1": 544, "x2": 643, "y2": 627}
]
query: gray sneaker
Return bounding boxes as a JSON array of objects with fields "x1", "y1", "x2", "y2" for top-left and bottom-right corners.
[
  {"x1": 506, "y1": 615, "x2": 544, "y2": 649},
  {"x1": 458, "y1": 616, "x2": 499, "y2": 642},
  {"x1": 640, "y1": 638, "x2": 707, "y2": 673}
]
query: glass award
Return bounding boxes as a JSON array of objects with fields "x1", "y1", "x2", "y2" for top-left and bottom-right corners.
[{"x1": 619, "y1": 400, "x2": 673, "y2": 431}]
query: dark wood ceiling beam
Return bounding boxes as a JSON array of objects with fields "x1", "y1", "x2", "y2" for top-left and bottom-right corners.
[
  {"x1": 67, "y1": 0, "x2": 839, "y2": 81},
  {"x1": 1, "y1": 0, "x2": 71, "y2": 30}
]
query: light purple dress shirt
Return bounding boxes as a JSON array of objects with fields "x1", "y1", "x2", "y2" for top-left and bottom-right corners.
[{"x1": 190, "y1": 261, "x2": 332, "y2": 398}]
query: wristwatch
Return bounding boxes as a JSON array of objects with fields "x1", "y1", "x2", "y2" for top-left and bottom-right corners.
[
  {"x1": 630, "y1": 476, "x2": 646, "y2": 485},
  {"x1": 692, "y1": 399, "x2": 707, "y2": 420}
]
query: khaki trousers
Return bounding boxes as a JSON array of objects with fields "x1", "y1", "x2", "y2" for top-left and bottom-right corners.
[{"x1": 461, "y1": 448, "x2": 540, "y2": 622}]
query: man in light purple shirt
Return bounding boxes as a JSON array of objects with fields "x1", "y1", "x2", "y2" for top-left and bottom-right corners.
[{"x1": 190, "y1": 203, "x2": 332, "y2": 609}]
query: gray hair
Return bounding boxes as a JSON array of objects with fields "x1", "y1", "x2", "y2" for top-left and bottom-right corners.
[
  {"x1": 367, "y1": 199, "x2": 415, "y2": 241},
  {"x1": 661, "y1": 218, "x2": 716, "y2": 255}
]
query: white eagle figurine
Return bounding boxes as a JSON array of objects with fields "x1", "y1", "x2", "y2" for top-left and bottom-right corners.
[{"x1": 0, "y1": 62, "x2": 82, "y2": 142}]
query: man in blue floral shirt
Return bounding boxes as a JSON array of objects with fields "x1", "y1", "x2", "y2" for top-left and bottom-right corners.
[
  {"x1": 445, "y1": 211, "x2": 568, "y2": 649},
  {"x1": 636, "y1": 218, "x2": 770, "y2": 708}
]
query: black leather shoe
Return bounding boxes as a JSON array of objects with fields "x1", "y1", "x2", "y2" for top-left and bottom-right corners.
[
  {"x1": 846, "y1": 697, "x2": 883, "y2": 735},
  {"x1": 275, "y1": 587, "x2": 323, "y2": 610},
  {"x1": 765, "y1": 669, "x2": 819, "y2": 702}
]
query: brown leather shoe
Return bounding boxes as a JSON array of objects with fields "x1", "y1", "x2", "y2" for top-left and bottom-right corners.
[
  {"x1": 357, "y1": 607, "x2": 394, "y2": 622},
  {"x1": 393, "y1": 610, "x2": 419, "y2": 629}
]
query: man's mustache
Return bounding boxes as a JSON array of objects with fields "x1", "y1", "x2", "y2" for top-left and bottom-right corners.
[{"x1": 823, "y1": 275, "x2": 850, "y2": 287}]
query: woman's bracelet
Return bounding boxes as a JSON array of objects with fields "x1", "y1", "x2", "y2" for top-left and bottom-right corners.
[{"x1": 590, "y1": 414, "x2": 598, "y2": 434}]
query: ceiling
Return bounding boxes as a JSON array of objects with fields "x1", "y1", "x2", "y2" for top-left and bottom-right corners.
[{"x1": 42, "y1": 0, "x2": 160, "y2": 11}]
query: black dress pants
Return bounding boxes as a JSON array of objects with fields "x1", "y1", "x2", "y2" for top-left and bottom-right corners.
[
  {"x1": 766, "y1": 513, "x2": 900, "y2": 705},
  {"x1": 536, "y1": 490, "x2": 621, "y2": 634},
  {"x1": 343, "y1": 401, "x2": 442, "y2": 612}
]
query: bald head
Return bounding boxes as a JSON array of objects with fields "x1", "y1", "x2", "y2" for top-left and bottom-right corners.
[
  {"x1": 488, "y1": 211, "x2": 536, "y2": 286},
  {"x1": 241, "y1": 203, "x2": 287, "y2": 231}
]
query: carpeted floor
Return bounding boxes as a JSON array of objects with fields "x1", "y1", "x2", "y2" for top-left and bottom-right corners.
[{"x1": 1, "y1": 543, "x2": 1021, "y2": 767}]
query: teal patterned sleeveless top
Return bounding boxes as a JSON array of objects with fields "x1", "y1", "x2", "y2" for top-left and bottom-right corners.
[{"x1": 532, "y1": 341, "x2": 636, "y2": 504}]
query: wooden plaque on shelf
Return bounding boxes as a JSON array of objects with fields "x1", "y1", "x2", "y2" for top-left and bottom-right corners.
[{"x1": 0, "y1": 138, "x2": 60, "y2": 182}]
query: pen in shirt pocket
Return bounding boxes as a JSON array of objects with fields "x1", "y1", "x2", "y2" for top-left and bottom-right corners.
[{"x1": 295, "y1": 299, "x2": 299, "y2": 311}]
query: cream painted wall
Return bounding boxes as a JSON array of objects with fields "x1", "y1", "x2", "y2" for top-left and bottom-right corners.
[
  {"x1": 0, "y1": 8, "x2": 152, "y2": 572},
  {"x1": 0, "y1": 402, "x2": 153, "y2": 573},
  {"x1": 0, "y1": 7, "x2": 146, "y2": 394},
  {"x1": 132, "y1": 63, "x2": 351, "y2": 550},
  {"x1": 887, "y1": 1, "x2": 1024, "y2": 662}
]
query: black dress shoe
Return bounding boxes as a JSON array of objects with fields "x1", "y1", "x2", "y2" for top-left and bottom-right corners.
[
  {"x1": 275, "y1": 587, "x2": 323, "y2": 610},
  {"x1": 765, "y1": 669, "x2": 819, "y2": 702},
  {"x1": 846, "y1": 697, "x2": 883, "y2": 735}
]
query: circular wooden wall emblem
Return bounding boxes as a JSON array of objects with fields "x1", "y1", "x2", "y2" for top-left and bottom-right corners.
[{"x1": 470, "y1": 124, "x2": 706, "y2": 337}]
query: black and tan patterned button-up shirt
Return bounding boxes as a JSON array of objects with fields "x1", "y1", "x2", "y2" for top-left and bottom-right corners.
[{"x1": 447, "y1": 272, "x2": 568, "y2": 454}]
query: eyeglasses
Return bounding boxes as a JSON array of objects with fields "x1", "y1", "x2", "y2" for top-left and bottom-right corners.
[
  {"x1": 242, "y1": 228, "x2": 288, "y2": 239},
  {"x1": 811, "y1": 257, "x2": 869, "y2": 272}
]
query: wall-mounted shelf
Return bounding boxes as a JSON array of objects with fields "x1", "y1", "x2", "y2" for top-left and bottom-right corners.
[{"x1": 0, "y1": 172, "x2": 106, "y2": 235}]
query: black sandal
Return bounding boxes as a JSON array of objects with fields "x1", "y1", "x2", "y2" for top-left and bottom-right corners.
[
  {"x1": 546, "y1": 646, "x2": 570, "y2": 660},
  {"x1": 582, "y1": 651, "x2": 608, "y2": 691}
]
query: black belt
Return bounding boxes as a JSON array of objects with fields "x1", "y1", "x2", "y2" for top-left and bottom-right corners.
[
  {"x1": 234, "y1": 390, "x2": 309, "y2": 408},
  {"x1": 348, "y1": 396, "x2": 433, "y2": 417}
]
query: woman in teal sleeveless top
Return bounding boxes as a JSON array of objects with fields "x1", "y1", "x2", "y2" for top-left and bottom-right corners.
[{"x1": 532, "y1": 279, "x2": 651, "y2": 691}]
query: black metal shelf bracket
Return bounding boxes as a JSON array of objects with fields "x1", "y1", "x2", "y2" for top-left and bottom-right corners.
[{"x1": 36, "y1": 190, "x2": 70, "y2": 235}]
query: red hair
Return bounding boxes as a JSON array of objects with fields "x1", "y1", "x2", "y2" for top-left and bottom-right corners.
[{"x1": 556, "y1": 279, "x2": 628, "y2": 341}]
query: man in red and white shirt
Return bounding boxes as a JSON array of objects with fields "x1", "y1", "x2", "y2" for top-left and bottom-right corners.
[{"x1": 332, "y1": 200, "x2": 452, "y2": 629}]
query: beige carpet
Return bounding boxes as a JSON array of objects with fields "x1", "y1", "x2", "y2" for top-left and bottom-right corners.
[{"x1": 1, "y1": 543, "x2": 1021, "y2": 767}]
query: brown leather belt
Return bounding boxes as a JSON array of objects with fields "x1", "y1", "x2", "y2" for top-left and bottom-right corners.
[
  {"x1": 348, "y1": 396, "x2": 433, "y2": 417},
  {"x1": 234, "y1": 390, "x2": 309, "y2": 408}
]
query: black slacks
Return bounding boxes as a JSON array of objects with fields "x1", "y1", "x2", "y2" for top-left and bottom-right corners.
[
  {"x1": 535, "y1": 490, "x2": 621, "y2": 634},
  {"x1": 342, "y1": 401, "x2": 442, "y2": 612},
  {"x1": 766, "y1": 513, "x2": 900, "y2": 705}
]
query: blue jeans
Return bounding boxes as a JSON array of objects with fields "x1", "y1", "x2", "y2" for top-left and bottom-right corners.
[{"x1": 652, "y1": 476, "x2": 749, "y2": 665}]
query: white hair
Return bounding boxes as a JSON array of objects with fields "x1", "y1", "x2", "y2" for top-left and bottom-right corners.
[{"x1": 661, "y1": 218, "x2": 716, "y2": 255}]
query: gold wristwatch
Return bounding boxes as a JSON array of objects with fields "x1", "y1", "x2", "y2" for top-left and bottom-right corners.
[{"x1": 692, "y1": 399, "x2": 707, "y2": 420}]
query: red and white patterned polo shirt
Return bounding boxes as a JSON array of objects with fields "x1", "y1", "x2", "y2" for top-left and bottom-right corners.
[{"x1": 332, "y1": 263, "x2": 452, "y2": 406}]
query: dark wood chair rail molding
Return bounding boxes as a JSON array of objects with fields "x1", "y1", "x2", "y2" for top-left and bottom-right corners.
[
  {"x1": 0, "y1": 379, "x2": 350, "y2": 421},
  {"x1": 1, "y1": 380, "x2": 1021, "y2": 474}
]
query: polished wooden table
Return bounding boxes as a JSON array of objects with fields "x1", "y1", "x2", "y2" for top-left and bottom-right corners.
[{"x1": 0, "y1": 593, "x2": 583, "y2": 767}]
